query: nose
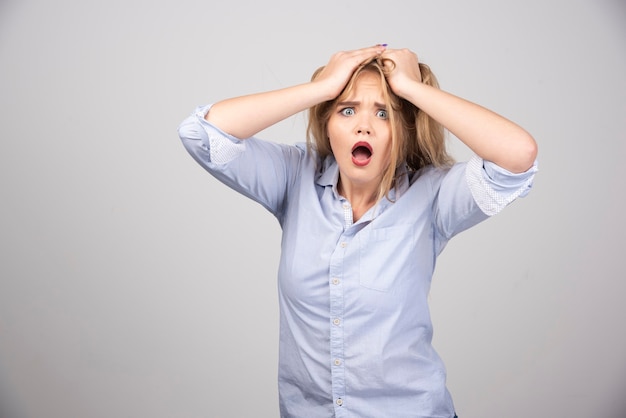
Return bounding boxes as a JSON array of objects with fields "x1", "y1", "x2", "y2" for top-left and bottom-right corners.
[{"x1": 355, "y1": 116, "x2": 372, "y2": 135}]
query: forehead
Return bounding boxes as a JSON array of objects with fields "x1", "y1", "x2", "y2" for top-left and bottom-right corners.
[{"x1": 340, "y1": 70, "x2": 385, "y2": 101}]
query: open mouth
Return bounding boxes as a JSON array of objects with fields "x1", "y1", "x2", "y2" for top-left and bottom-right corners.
[{"x1": 351, "y1": 142, "x2": 373, "y2": 166}]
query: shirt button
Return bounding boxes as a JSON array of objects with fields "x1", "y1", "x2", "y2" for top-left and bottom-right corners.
[
  {"x1": 332, "y1": 278, "x2": 340, "y2": 285},
  {"x1": 334, "y1": 359, "x2": 341, "y2": 366},
  {"x1": 336, "y1": 398, "x2": 343, "y2": 406},
  {"x1": 333, "y1": 318, "x2": 341, "y2": 326},
  {"x1": 340, "y1": 242, "x2": 347, "y2": 248}
]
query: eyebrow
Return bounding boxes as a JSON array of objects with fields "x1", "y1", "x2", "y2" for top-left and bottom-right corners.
[{"x1": 337, "y1": 101, "x2": 387, "y2": 109}]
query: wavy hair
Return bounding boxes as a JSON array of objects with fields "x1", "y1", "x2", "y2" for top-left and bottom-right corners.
[{"x1": 306, "y1": 57, "x2": 453, "y2": 201}]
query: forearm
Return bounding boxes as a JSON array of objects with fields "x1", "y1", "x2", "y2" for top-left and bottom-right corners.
[
  {"x1": 205, "y1": 81, "x2": 333, "y2": 139},
  {"x1": 402, "y1": 82, "x2": 537, "y2": 173}
]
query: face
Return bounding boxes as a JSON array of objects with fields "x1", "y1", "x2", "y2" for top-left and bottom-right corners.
[{"x1": 327, "y1": 71, "x2": 392, "y2": 195}]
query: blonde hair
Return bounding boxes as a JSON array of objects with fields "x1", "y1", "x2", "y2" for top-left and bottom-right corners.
[{"x1": 306, "y1": 57, "x2": 453, "y2": 201}]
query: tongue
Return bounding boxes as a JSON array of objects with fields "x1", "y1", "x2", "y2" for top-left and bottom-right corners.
[{"x1": 352, "y1": 146, "x2": 371, "y2": 162}]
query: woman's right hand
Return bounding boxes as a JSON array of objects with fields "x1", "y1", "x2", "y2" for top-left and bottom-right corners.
[{"x1": 313, "y1": 45, "x2": 387, "y2": 100}]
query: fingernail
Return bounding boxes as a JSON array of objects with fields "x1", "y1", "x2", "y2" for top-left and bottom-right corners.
[{"x1": 381, "y1": 43, "x2": 388, "y2": 47}]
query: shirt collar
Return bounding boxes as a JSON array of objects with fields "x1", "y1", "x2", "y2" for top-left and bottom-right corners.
[
  {"x1": 315, "y1": 156, "x2": 411, "y2": 205},
  {"x1": 315, "y1": 155, "x2": 339, "y2": 187},
  {"x1": 392, "y1": 163, "x2": 410, "y2": 200},
  {"x1": 369, "y1": 164, "x2": 410, "y2": 218}
]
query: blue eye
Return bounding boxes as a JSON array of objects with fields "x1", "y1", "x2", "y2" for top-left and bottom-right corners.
[
  {"x1": 377, "y1": 109, "x2": 388, "y2": 119},
  {"x1": 340, "y1": 107, "x2": 355, "y2": 116}
]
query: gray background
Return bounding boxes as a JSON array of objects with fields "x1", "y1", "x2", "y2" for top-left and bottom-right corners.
[{"x1": 1, "y1": 0, "x2": 625, "y2": 417}]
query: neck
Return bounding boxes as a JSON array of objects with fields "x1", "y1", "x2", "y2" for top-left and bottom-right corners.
[{"x1": 337, "y1": 178, "x2": 378, "y2": 222}]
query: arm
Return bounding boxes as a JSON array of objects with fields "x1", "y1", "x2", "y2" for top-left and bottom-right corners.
[
  {"x1": 382, "y1": 48, "x2": 538, "y2": 173},
  {"x1": 206, "y1": 45, "x2": 387, "y2": 139}
]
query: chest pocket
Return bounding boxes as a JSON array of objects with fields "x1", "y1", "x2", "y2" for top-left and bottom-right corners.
[{"x1": 358, "y1": 225, "x2": 417, "y2": 292}]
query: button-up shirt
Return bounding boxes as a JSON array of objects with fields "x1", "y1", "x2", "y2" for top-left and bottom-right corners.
[{"x1": 178, "y1": 105, "x2": 537, "y2": 418}]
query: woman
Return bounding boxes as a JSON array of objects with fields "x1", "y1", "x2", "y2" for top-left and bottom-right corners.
[{"x1": 178, "y1": 45, "x2": 537, "y2": 418}]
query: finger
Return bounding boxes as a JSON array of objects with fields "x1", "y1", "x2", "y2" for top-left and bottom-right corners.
[
  {"x1": 348, "y1": 44, "x2": 387, "y2": 59},
  {"x1": 381, "y1": 57, "x2": 396, "y2": 73}
]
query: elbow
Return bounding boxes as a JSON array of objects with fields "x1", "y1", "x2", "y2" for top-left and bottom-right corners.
[
  {"x1": 522, "y1": 132, "x2": 539, "y2": 171},
  {"x1": 509, "y1": 132, "x2": 538, "y2": 173}
]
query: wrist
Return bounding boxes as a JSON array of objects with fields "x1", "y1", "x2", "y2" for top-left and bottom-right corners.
[
  {"x1": 310, "y1": 79, "x2": 343, "y2": 102},
  {"x1": 394, "y1": 79, "x2": 429, "y2": 106}
]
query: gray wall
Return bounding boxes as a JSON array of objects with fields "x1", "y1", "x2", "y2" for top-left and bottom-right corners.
[{"x1": 1, "y1": 0, "x2": 625, "y2": 417}]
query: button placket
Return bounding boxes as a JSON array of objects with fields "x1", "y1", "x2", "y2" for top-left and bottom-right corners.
[{"x1": 329, "y1": 232, "x2": 348, "y2": 414}]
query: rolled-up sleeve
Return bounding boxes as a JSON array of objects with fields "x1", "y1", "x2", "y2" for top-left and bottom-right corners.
[
  {"x1": 177, "y1": 104, "x2": 247, "y2": 167},
  {"x1": 466, "y1": 155, "x2": 538, "y2": 216},
  {"x1": 433, "y1": 154, "x2": 538, "y2": 244}
]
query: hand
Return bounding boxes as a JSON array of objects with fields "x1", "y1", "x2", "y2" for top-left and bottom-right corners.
[
  {"x1": 313, "y1": 45, "x2": 387, "y2": 99},
  {"x1": 380, "y1": 48, "x2": 423, "y2": 98}
]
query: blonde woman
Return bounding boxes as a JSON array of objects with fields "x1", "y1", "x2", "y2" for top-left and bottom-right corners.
[{"x1": 178, "y1": 45, "x2": 537, "y2": 418}]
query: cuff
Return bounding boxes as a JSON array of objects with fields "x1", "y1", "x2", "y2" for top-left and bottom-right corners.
[
  {"x1": 465, "y1": 155, "x2": 538, "y2": 216},
  {"x1": 195, "y1": 104, "x2": 246, "y2": 165}
]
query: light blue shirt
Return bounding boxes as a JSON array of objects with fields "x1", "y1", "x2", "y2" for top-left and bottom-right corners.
[{"x1": 178, "y1": 105, "x2": 537, "y2": 418}]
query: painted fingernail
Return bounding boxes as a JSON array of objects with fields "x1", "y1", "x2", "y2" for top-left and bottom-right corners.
[{"x1": 381, "y1": 43, "x2": 388, "y2": 47}]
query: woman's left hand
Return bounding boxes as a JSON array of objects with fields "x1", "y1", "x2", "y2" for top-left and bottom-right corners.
[{"x1": 380, "y1": 48, "x2": 423, "y2": 98}]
